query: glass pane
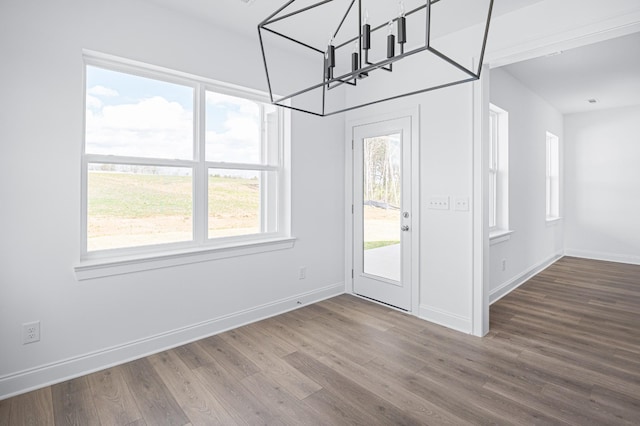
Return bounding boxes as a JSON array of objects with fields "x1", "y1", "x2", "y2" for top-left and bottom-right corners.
[
  {"x1": 206, "y1": 92, "x2": 277, "y2": 164},
  {"x1": 209, "y1": 169, "x2": 271, "y2": 239},
  {"x1": 87, "y1": 165, "x2": 192, "y2": 251},
  {"x1": 85, "y1": 66, "x2": 194, "y2": 160},
  {"x1": 363, "y1": 134, "x2": 401, "y2": 282}
]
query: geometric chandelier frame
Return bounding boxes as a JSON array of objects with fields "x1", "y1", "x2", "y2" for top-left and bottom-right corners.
[{"x1": 258, "y1": 0, "x2": 494, "y2": 116}]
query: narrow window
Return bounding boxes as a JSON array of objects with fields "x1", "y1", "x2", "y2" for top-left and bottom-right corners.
[
  {"x1": 546, "y1": 131, "x2": 560, "y2": 220},
  {"x1": 489, "y1": 104, "x2": 509, "y2": 233}
]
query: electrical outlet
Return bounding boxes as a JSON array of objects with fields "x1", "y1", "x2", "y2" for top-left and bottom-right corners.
[
  {"x1": 22, "y1": 321, "x2": 40, "y2": 344},
  {"x1": 299, "y1": 266, "x2": 307, "y2": 280},
  {"x1": 501, "y1": 259, "x2": 507, "y2": 271}
]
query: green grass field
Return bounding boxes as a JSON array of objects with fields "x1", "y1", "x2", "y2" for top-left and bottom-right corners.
[
  {"x1": 88, "y1": 172, "x2": 259, "y2": 219},
  {"x1": 87, "y1": 171, "x2": 260, "y2": 250},
  {"x1": 87, "y1": 172, "x2": 399, "y2": 252},
  {"x1": 364, "y1": 240, "x2": 400, "y2": 250}
]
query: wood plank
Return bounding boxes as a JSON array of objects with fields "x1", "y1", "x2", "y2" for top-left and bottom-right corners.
[
  {"x1": 8, "y1": 387, "x2": 55, "y2": 426},
  {"x1": 220, "y1": 326, "x2": 322, "y2": 400},
  {"x1": 196, "y1": 335, "x2": 260, "y2": 381},
  {"x1": 239, "y1": 372, "x2": 324, "y2": 425},
  {"x1": 0, "y1": 397, "x2": 11, "y2": 426},
  {"x1": 284, "y1": 350, "x2": 423, "y2": 425},
  {"x1": 148, "y1": 350, "x2": 236, "y2": 426},
  {"x1": 51, "y1": 376, "x2": 100, "y2": 425},
  {"x1": 121, "y1": 358, "x2": 189, "y2": 426},
  {"x1": 192, "y1": 361, "x2": 277, "y2": 425},
  {"x1": 86, "y1": 366, "x2": 144, "y2": 426},
  {"x1": 319, "y1": 350, "x2": 471, "y2": 425}
]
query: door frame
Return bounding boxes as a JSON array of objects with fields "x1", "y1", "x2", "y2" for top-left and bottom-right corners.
[{"x1": 345, "y1": 107, "x2": 421, "y2": 314}]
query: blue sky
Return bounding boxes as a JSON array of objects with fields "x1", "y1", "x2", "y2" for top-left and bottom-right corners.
[{"x1": 85, "y1": 65, "x2": 269, "y2": 164}]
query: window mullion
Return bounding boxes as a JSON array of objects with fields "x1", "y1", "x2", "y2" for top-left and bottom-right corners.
[
  {"x1": 193, "y1": 84, "x2": 207, "y2": 243},
  {"x1": 204, "y1": 161, "x2": 277, "y2": 172}
]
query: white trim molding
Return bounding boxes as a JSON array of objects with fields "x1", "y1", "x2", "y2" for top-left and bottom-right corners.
[
  {"x1": 419, "y1": 305, "x2": 472, "y2": 334},
  {"x1": 489, "y1": 252, "x2": 563, "y2": 305},
  {"x1": 564, "y1": 249, "x2": 640, "y2": 266},
  {"x1": 75, "y1": 237, "x2": 296, "y2": 280},
  {"x1": 0, "y1": 282, "x2": 344, "y2": 400}
]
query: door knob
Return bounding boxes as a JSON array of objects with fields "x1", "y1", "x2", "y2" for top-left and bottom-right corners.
[{"x1": 401, "y1": 225, "x2": 409, "y2": 231}]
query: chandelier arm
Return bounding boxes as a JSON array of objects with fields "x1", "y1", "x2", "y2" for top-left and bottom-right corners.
[
  {"x1": 274, "y1": 75, "x2": 478, "y2": 117},
  {"x1": 262, "y1": 0, "x2": 333, "y2": 26},
  {"x1": 257, "y1": 27, "x2": 274, "y2": 103},
  {"x1": 321, "y1": 76, "x2": 478, "y2": 117},
  {"x1": 259, "y1": 0, "x2": 297, "y2": 26},
  {"x1": 425, "y1": 0, "x2": 431, "y2": 46},
  {"x1": 427, "y1": 46, "x2": 478, "y2": 79},
  {"x1": 476, "y1": 0, "x2": 494, "y2": 76},
  {"x1": 260, "y1": 26, "x2": 326, "y2": 54},
  {"x1": 331, "y1": 0, "x2": 357, "y2": 41}
]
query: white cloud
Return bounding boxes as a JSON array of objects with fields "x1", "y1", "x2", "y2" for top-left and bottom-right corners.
[
  {"x1": 88, "y1": 85, "x2": 119, "y2": 97},
  {"x1": 86, "y1": 96, "x2": 193, "y2": 160},
  {"x1": 86, "y1": 92, "x2": 268, "y2": 163},
  {"x1": 86, "y1": 95, "x2": 102, "y2": 109}
]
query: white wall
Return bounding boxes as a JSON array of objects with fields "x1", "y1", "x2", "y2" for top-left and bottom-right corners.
[
  {"x1": 564, "y1": 105, "x2": 640, "y2": 264},
  {"x1": 0, "y1": 0, "x2": 345, "y2": 398},
  {"x1": 488, "y1": 68, "x2": 564, "y2": 303}
]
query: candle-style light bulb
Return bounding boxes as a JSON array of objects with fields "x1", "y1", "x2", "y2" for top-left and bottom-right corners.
[
  {"x1": 325, "y1": 34, "x2": 335, "y2": 80},
  {"x1": 386, "y1": 21, "x2": 395, "y2": 58},
  {"x1": 362, "y1": 10, "x2": 371, "y2": 50},
  {"x1": 397, "y1": 1, "x2": 407, "y2": 44},
  {"x1": 352, "y1": 41, "x2": 359, "y2": 72}
]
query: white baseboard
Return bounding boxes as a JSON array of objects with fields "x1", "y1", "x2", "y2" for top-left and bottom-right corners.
[
  {"x1": 489, "y1": 252, "x2": 563, "y2": 305},
  {"x1": 564, "y1": 249, "x2": 640, "y2": 266},
  {"x1": 418, "y1": 305, "x2": 472, "y2": 334},
  {"x1": 0, "y1": 282, "x2": 344, "y2": 400}
]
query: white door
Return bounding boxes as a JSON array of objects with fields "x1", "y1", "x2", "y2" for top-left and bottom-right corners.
[{"x1": 353, "y1": 117, "x2": 412, "y2": 311}]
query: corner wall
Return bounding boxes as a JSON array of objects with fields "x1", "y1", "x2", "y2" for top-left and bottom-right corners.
[{"x1": 564, "y1": 105, "x2": 640, "y2": 264}]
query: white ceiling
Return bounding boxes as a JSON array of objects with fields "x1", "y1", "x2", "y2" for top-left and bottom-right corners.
[
  {"x1": 499, "y1": 31, "x2": 640, "y2": 114},
  {"x1": 144, "y1": 0, "x2": 546, "y2": 44}
]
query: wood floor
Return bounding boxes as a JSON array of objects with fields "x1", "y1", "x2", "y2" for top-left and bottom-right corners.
[{"x1": 2, "y1": 256, "x2": 639, "y2": 425}]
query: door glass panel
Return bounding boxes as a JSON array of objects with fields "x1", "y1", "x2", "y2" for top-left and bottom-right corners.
[{"x1": 362, "y1": 134, "x2": 401, "y2": 281}]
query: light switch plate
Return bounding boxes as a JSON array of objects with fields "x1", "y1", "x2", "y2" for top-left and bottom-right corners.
[
  {"x1": 454, "y1": 197, "x2": 469, "y2": 211},
  {"x1": 428, "y1": 196, "x2": 449, "y2": 210}
]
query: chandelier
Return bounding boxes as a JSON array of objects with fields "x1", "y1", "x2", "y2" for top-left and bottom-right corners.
[{"x1": 258, "y1": 0, "x2": 493, "y2": 116}]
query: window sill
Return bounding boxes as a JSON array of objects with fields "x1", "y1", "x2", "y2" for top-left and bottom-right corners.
[
  {"x1": 74, "y1": 237, "x2": 297, "y2": 281},
  {"x1": 489, "y1": 229, "x2": 514, "y2": 245},
  {"x1": 546, "y1": 217, "x2": 563, "y2": 226}
]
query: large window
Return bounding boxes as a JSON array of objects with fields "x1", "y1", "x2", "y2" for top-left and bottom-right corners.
[
  {"x1": 82, "y1": 57, "x2": 287, "y2": 258},
  {"x1": 546, "y1": 131, "x2": 560, "y2": 220},
  {"x1": 489, "y1": 104, "x2": 509, "y2": 236}
]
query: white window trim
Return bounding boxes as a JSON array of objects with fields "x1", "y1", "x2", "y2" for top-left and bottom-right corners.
[
  {"x1": 74, "y1": 237, "x2": 296, "y2": 281},
  {"x1": 76, "y1": 50, "x2": 292, "y2": 280},
  {"x1": 489, "y1": 229, "x2": 514, "y2": 245},
  {"x1": 488, "y1": 103, "x2": 512, "y2": 238},
  {"x1": 545, "y1": 131, "x2": 561, "y2": 221}
]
